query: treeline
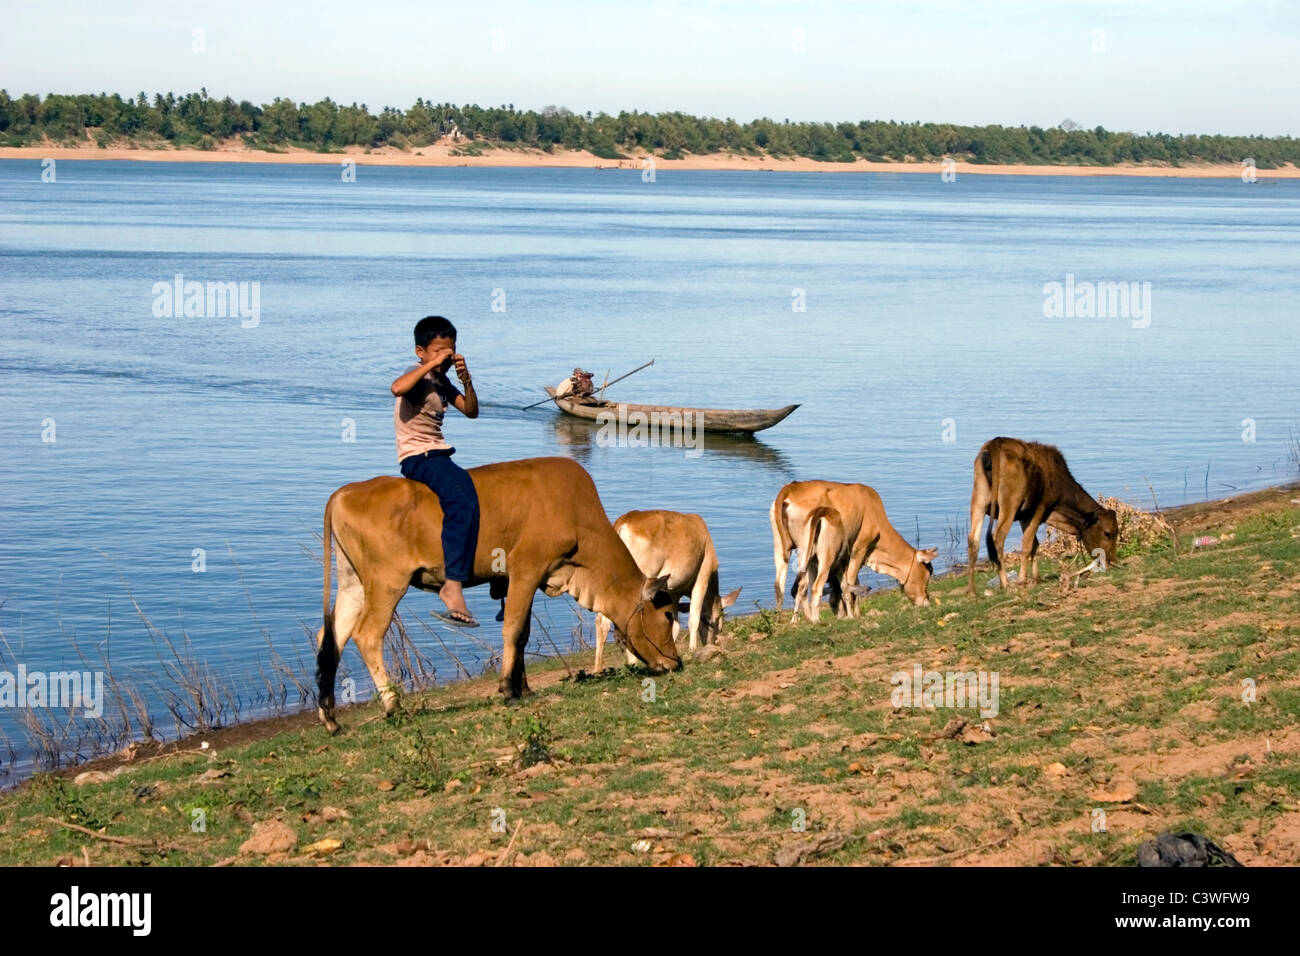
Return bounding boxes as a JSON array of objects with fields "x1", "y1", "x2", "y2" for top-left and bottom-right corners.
[{"x1": 2, "y1": 89, "x2": 1296, "y2": 168}]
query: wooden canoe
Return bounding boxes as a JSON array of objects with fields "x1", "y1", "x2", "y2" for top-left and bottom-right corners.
[{"x1": 543, "y1": 387, "x2": 799, "y2": 434}]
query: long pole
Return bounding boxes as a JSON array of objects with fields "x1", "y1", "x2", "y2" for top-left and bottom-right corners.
[
  {"x1": 599, "y1": 358, "x2": 654, "y2": 392},
  {"x1": 521, "y1": 358, "x2": 655, "y2": 410}
]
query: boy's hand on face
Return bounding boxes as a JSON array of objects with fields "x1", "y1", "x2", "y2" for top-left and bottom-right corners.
[{"x1": 422, "y1": 346, "x2": 454, "y2": 371}]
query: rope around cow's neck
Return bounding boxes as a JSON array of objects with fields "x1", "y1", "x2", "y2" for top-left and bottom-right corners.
[
  {"x1": 621, "y1": 598, "x2": 677, "y2": 663},
  {"x1": 899, "y1": 551, "x2": 917, "y2": 594}
]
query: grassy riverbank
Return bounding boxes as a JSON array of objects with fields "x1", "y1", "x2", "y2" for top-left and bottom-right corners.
[{"x1": 2, "y1": 483, "x2": 1297, "y2": 866}]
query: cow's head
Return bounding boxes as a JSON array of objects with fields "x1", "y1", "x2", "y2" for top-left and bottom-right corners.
[
  {"x1": 1081, "y1": 507, "x2": 1120, "y2": 567},
  {"x1": 622, "y1": 574, "x2": 683, "y2": 673},
  {"x1": 904, "y1": 548, "x2": 939, "y2": 606},
  {"x1": 706, "y1": 586, "x2": 742, "y2": 637}
]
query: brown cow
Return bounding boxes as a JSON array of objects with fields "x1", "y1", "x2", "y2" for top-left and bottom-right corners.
[
  {"x1": 790, "y1": 505, "x2": 850, "y2": 623},
  {"x1": 315, "y1": 457, "x2": 681, "y2": 732},
  {"x1": 771, "y1": 481, "x2": 937, "y2": 613},
  {"x1": 593, "y1": 510, "x2": 741, "y2": 671},
  {"x1": 965, "y1": 437, "x2": 1119, "y2": 595}
]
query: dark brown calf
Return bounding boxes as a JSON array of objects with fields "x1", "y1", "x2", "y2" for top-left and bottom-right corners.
[{"x1": 966, "y1": 437, "x2": 1118, "y2": 594}]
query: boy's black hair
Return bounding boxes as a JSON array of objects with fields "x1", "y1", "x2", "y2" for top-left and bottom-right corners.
[{"x1": 414, "y1": 315, "x2": 457, "y2": 348}]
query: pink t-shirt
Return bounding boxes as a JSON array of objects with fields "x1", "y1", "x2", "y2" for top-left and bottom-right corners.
[{"x1": 394, "y1": 366, "x2": 462, "y2": 462}]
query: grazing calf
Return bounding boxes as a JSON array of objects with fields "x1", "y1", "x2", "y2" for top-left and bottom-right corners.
[
  {"x1": 594, "y1": 510, "x2": 741, "y2": 671},
  {"x1": 771, "y1": 481, "x2": 937, "y2": 613},
  {"x1": 791, "y1": 505, "x2": 851, "y2": 623},
  {"x1": 965, "y1": 437, "x2": 1119, "y2": 595}
]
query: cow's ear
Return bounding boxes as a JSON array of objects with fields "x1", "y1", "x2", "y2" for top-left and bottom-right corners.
[
  {"x1": 721, "y1": 587, "x2": 741, "y2": 608},
  {"x1": 641, "y1": 574, "x2": 671, "y2": 602}
]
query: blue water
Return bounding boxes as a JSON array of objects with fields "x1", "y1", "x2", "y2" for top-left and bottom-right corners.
[{"x1": 2, "y1": 160, "x2": 1298, "y2": 774}]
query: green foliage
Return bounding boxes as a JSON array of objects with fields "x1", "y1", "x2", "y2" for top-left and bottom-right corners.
[
  {"x1": 752, "y1": 603, "x2": 778, "y2": 641},
  {"x1": 517, "y1": 712, "x2": 552, "y2": 768},
  {"x1": 395, "y1": 722, "x2": 448, "y2": 791},
  {"x1": 29, "y1": 774, "x2": 108, "y2": 831},
  {"x1": 1, "y1": 88, "x2": 1295, "y2": 166}
]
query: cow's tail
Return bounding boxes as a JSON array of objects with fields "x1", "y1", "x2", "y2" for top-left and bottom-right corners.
[
  {"x1": 798, "y1": 507, "x2": 823, "y2": 577},
  {"x1": 980, "y1": 443, "x2": 998, "y2": 519},
  {"x1": 777, "y1": 495, "x2": 795, "y2": 555},
  {"x1": 322, "y1": 493, "x2": 335, "y2": 645},
  {"x1": 770, "y1": 489, "x2": 795, "y2": 608},
  {"x1": 316, "y1": 493, "x2": 340, "y2": 731}
]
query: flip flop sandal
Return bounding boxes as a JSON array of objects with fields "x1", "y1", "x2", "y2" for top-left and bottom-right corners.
[{"x1": 431, "y1": 608, "x2": 480, "y2": 628}]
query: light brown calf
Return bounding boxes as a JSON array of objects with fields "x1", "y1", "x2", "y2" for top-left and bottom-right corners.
[
  {"x1": 594, "y1": 510, "x2": 740, "y2": 671},
  {"x1": 771, "y1": 480, "x2": 937, "y2": 614},
  {"x1": 791, "y1": 505, "x2": 851, "y2": 623}
]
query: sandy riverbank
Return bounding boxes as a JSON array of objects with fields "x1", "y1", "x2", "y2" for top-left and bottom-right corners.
[{"x1": 2, "y1": 140, "x2": 1295, "y2": 178}]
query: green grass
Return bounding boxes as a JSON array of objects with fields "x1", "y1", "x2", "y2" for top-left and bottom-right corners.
[{"x1": 1, "y1": 501, "x2": 1297, "y2": 867}]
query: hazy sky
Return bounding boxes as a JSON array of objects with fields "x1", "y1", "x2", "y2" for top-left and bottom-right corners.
[{"x1": 2, "y1": 0, "x2": 1296, "y2": 135}]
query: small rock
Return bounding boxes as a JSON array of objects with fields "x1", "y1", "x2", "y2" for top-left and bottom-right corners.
[
  {"x1": 73, "y1": 770, "x2": 117, "y2": 787},
  {"x1": 1089, "y1": 776, "x2": 1139, "y2": 803},
  {"x1": 631, "y1": 839, "x2": 653, "y2": 853},
  {"x1": 319, "y1": 806, "x2": 351, "y2": 822},
  {"x1": 377, "y1": 780, "x2": 395, "y2": 792},
  {"x1": 239, "y1": 819, "x2": 298, "y2": 855},
  {"x1": 444, "y1": 779, "x2": 463, "y2": 793},
  {"x1": 928, "y1": 717, "x2": 967, "y2": 740},
  {"x1": 462, "y1": 850, "x2": 493, "y2": 866},
  {"x1": 775, "y1": 831, "x2": 849, "y2": 867}
]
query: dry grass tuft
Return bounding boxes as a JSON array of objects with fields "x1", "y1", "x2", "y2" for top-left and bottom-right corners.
[{"x1": 1038, "y1": 495, "x2": 1173, "y2": 559}]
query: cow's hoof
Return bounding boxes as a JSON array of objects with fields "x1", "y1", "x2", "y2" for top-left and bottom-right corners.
[{"x1": 318, "y1": 707, "x2": 340, "y2": 735}]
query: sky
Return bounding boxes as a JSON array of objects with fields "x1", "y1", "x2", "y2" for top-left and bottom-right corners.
[{"x1": 2, "y1": 0, "x2": 1296, "y2": 136}]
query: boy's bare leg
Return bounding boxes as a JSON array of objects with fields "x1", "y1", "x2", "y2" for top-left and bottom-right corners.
[{"x1": 440, "y1": 579, "x2": 471, "y2": 616}]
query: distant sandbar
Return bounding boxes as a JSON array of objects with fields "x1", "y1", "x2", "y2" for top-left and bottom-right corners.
[{"x1": 2, "y1": 141, "x2": 1295, "y2": 178}]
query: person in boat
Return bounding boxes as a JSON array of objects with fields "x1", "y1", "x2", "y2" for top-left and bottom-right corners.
[
  {"x1": 554, "y1": 367, "x2": 601, "y2": 404},
  {"x1": 390, "y1": 315, "x2": 481, "y2": 627}
]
